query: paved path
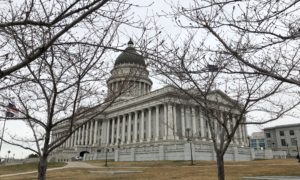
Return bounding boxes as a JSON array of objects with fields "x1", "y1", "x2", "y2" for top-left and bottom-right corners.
[
  {"x1": 0, "y1": 161, "x2": 98, "y2": 178},
  {"x1": 242, "y1": 176, "x2": 300, "y2": 180}
]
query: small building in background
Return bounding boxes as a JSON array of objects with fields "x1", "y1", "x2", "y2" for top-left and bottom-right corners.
[
  {"x1": 264, "y1": 123, "x2": 300, "y2": 157},
  {"x1": 250, "y1": 132, "x2": 265, "y2": 150}
]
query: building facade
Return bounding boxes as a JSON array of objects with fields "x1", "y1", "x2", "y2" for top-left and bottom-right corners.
[
  {"x1": 264, "y1": 123, "x2": 300, "y2": 157},
  {"x1": 250, "y1": 132, "x2": 265, "y2": 150},
  {"x1": 51, "y1": 41, "x2": 251, "y2": 162}
]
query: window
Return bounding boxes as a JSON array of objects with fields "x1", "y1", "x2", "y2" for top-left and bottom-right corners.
[
  {"x1": 280, "y1": 131, "x2": 284, "y2": 136},
  {"x1": 281, "y1": 139, "x2": 287, "y2": 146},
  {"x1": 289, "y1": 130, "x2": 295, "y2": 136},
  {"x1": 267, "y1": 140, "x2": 273, "y2": 147},
  {"x1": 291, "y1": 138, "x2": 297, "y2": 146},
  {"x1": 266, "y1": 133, "x2": 271, "y2": 138}
]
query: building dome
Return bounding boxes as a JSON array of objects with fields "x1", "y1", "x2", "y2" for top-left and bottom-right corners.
[{"x1": 114, "y1": 40, "x2": 146, "y2": 66}]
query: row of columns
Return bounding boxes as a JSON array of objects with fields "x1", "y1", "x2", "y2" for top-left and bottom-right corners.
[
  {"x1": 53, "y1": 105, "x2": 248, "y2": 148},
  {"x1": 104, "y1": 104, "x2": 247, "y2": 146},
  {"x1": 54, "y1": 119, "x2": 102, "y2": 148},
  {"x1": 109, "y1": 80, "x2": 151, "y2": 96}
]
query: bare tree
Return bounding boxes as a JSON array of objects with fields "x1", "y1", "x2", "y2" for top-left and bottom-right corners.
[
  {"x1": 0, "y1": 0, "x2": 130, "y2": 79},
  {"x1": 146, "y1": 31, "x2": 300, "y2": 179},
  {"x1": 141, "y1": 1, "x2": 300, "y2": 179},
  {"x1": 0, "y1": 1, "x2": 140, "y2": 179},
  {"x1": 168, "y1": 0, "x2": 300, "y2": 86}
]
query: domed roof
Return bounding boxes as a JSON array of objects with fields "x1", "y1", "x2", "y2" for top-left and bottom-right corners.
[{"x1": 114, "y1": 40, "x2": 146, "y2": 66}]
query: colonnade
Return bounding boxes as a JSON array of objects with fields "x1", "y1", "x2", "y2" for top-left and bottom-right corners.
[
  {"x1": 53, "y1": 119, "x2": 102, "y2": 148},
  {"x1": 103, "y1": 103, "x2": 247, "y2": 146},
  {"x1": 108, "y1": 80, "x2": 151, "y2": 97},
  {"x1": 53, "y1": 104, "x2": 248, "y2": 148}
]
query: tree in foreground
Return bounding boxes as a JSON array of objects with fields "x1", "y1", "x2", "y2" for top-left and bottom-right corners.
[
  {"x1": 0, "y1": 0, "x2": 116, "y2": 79},
  {"x1": 0, "y1": 0, "x2": 138, "y2": 179},
  {"x1": 146, "y1": 1, "x2": 300, "y2": 179}
]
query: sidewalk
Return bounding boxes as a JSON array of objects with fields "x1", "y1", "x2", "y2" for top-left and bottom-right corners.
[
  {"x1": 242, "y1": 177, "x2": 300, "y2": 180},
  {"x1": 0, "y1": 161, "x2": 98, "y2": 178}
]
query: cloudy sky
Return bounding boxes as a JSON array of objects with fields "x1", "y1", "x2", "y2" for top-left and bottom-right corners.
[{"x1": 1, "y1": 0, "x2": 299, "y2": 159}]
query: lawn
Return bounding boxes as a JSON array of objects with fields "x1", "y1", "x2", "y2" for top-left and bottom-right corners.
[
  {"x1": 1, "y1": 159, "x2": 300, "y2": 180},
  {"x1": 0, "y1": 162, "x2": 66, "y2": 175}
]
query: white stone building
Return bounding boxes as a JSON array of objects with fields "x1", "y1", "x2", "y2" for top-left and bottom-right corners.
[
  {"x1": 51, "y1": 41, "x2": 251, "y2": 162},
  {"x1": 264, "y1": 123, "x2": 300, "y2": 157}
]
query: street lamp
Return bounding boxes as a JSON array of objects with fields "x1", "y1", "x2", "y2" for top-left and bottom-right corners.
[
  {"x1": 7, "y1": 150, "x2": 10, "y2": 162},
  {"x1": 247, "y1": 136, "x2": 251, "y2": 148},
  {"x1": 104, "y1": 147, "x2": 109, "y2": 167},
  {"x1": 186, "y1": 128, "x2": 194, "y2": 165},
  {"x1": 286, "y1": 143, "x2": 289, "y2": 157}
]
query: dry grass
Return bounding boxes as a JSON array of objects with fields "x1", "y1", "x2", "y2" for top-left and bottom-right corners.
[
  {"x1": 1, "y1": 159, "x2": 300, "y2": 180},
  {"x1": 0, "y1": 162, "x2": 66, "y2": 175}
]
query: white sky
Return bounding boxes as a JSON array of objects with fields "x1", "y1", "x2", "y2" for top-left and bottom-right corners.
[{"x1": 1, "y1": 0, "x2": 299, "y2": 159}]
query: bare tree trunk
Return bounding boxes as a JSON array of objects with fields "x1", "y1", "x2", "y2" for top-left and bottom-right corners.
[
  {"x1": 216, "y1": 153, "x2": 225, "y2": 180},
  {"x1": 38, "y1": 155, "x2": 48, "y2": 180}
]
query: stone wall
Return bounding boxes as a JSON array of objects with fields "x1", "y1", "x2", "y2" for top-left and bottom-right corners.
[{"x1": 83, "y1": 142, "x2": 253, "y2": 162}]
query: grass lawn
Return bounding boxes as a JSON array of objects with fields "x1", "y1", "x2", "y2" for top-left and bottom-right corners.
[
  {"x1": 1, "y1": 159, "x2": 300, "y2": 180},
  {"x1": 0, "y1": 162, "x2": 66, "y2": 175}
]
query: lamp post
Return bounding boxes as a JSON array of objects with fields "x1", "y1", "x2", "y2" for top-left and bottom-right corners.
[
  {"x1": 104, "y1": 147, "x2": 108, "y2": 167},
  {"x1": 295, "y1": 139, "x2": 300, "y2": 163},
  {"x1": 247, "y1": 136, "x2": 251, "y2": 148},
  {"x1": 186, "y1": 128, "x2": 194, "y2": 165},
  {"x1": 7, "y1": 150, "x2": 10, "y2": 162},
  {"x1": 286, "y1": 143, "x2": 290, "y2": 157}
]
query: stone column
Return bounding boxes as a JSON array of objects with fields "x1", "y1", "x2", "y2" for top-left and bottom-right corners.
[
  {"x1": 100, "y1": 120, "x2": 106, "y2": 145},
  {"x1": 121, "y1": 115, "x2": 126, "y2": 144},
  {"x1": 155, "y1": 105, "x2": 160, "y2": 141},
  {"x1": 147, "y1": 107, "x2": 152, "y2": 141},
  {"x1": 93, "y1": 120, "x2": 98, "y2": 145},
  {"x1": 133, "y1": 111, "x2": 138, "y2": 143},
  {"x1": 67, "y1": 134, "x2": 70, "y2": 147},
  {"x1": 167, "y1": 103, "x2": 174, "y2": 139},
  {"x1": 173, "y1": 105, "x2": 178, "y2": 140},
  {"x1": 81, "y1": 125, "x2": 85, "y2": 145},
  {"x1": 140, "y1": 109, "x2": 145, "y2": 142},
  {"x1": 186, "y1": 107, "x2": 191, "y2": 128},
  {"x1": 227, "y1": 114, "x2": 234, "y2": 136},
  {"x1": 89, "y1": 121, "x2": 93, "y2": 145},
  {"x1": 111, "y1": 118, "x2": 115, "y2": 145},
  {"x1": 242, "y1": 117, "x2": 247, "y2": 145},
  {"x1": 65, "y1": 136, "x2": 68, "y2": 148},
  {"x1": 116, "y1": 116, "x2": 121, "y2": 142},
  {"x1": 70, "y1": 133, "x2": 74, "y2": 147},
  {"x1": 233, "y1": 115, "x2": 240, "y2": 144},
  {"x1": 181, "y1": 106, "x2": 186, "y2": 138},
  {"x1": 78, "y1": 127, "x2": 81, "y2": 145},
  {"x1": 208, "y1": 120, "x2": 212, "y2": 139},
  {"x1": 74, "y1": 130, "x2": 77, "y2": 146},
  {"x1": 85, "y1": 123, "x2": 89, "y2": 145},
  {"x1": 127, "y1": 113, "x2": 132, "y2": 144},
  {"x1": 199, "y1": 107, "x2": 205, "y2": 139},
  {"x1": 163, "y1": 104, "x2": 168, "y2": 140},
  {"x1": 138, "y1": 82, "x2": 141, "y2": 96},
  {"x1": 106, "y1": 119, "x2": 110, "y2": 145},
  {"x1": 72, "y1": 132, "x2": 76, "y2": 147},
  {"x1": 214, "y1": 111, "x2": 219, "y2": 142},
  {"x1": 191, "y1": 106, "x2": 197, "y2": 135},
  {"x1": 237, "y1": 116, "x2": 243, "y2": 144}
]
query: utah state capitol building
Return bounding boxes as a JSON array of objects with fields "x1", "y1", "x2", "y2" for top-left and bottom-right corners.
[{"x1": 51, "y1": 40, "x2": 251, "y2": 162}]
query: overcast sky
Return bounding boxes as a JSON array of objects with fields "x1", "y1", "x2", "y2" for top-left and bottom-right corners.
[{"x1": 1, "y1": 0, "x2": 299, "y2": 159}]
